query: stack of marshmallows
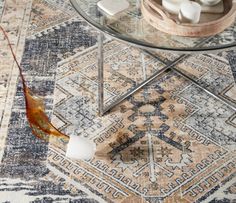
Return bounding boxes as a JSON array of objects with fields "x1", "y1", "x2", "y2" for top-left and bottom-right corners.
[{"x1": 162, "y1": 0, "x2": 224, "y2": 23}]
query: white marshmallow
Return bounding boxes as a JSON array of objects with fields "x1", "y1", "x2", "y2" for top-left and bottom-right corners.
[
  {"x1": 66, "y1": 136, "x2": 96, "y2": 160},
  {"x1": 97, "y1": 0, "x2": 130, "y2": 16},
  {"x1": 162, "y1": 0, "x2": 189, "y2": 15},
  {"x1": 179, "y1": 1, "x2": 201, "y2": 24},
  {"x1": 200, "y1": 0, "x2": 221, "y2": 6}
]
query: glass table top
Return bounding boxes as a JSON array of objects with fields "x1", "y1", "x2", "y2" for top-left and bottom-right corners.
[{"x1": 70, "y1": 0, "x2": 236, "y2": 53}]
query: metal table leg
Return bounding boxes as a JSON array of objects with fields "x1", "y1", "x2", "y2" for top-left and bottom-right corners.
[
  {"x1": 97, "y1": 32, "x2": 104, "y2": 116},
  {"x1": 97, "y1": 50, "x2": 189, "y2": 116},
  {"x1": 171, "y1": 67, "x2": 236, "y2": 111},
  {"x1": 97, "y1": 36, "x2": 236, "y2": 116},
  {"x1": 145, "y1": 51, "x2": 236, "y2": 111},
  {"x1": 226, "y1": 50, "x2": 236, "y2": 83}
]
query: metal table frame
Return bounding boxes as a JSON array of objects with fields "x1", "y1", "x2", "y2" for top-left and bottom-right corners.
[
  {"x1": 69, "y1": 0, "x2": 236, "y2": 116},
  {"x1": 97, "y1": 32, "x2": 236, "y2": 116}
]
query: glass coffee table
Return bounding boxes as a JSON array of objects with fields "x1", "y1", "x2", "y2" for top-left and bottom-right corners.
[{"x1": 70, "y1": 0, "x2": 236, "y2": 115}]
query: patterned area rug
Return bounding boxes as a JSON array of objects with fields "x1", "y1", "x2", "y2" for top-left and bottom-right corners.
[{"x1": 0, "y1": 0, "x2": 236, "y2": 202}]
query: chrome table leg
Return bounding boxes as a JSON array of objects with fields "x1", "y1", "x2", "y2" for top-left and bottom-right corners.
[
  {"x1": 97, "y1": 35, "x2": 236, "y2": 116},
  {"x1": 102, "y1": 54, "x2": 188, "y2": 114},
  {"x1": 226, "y1": 50, "x2": 236, "y2": 83},
  {"x1": 144, "y1": 50, "x2": 236, "y2": 112},
  {"x1": 97, "y1": 32, "x2": 104, "y2": 116},
  {"x1": 171, "y1": 67, "x2": 236, "y2": 111}
]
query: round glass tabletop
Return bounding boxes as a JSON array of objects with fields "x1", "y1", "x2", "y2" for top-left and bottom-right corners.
[{"x1": 70, "y1": 0, "x2": 236, "y2": 52}]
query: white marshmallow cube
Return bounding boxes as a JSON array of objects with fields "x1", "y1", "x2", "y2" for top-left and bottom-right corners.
[
  {"x1": 66, "y1": 136, "x2": 96, "y2": 160},
  {"x1": 97, "y1": 0, "x2": 130, "y2": 16},
  {"x1": 162, "y1": 0, "x2": 189, "y2": 15},
  {"x1": 179, "y1": 1, "x2": 201, "y2": 24}
]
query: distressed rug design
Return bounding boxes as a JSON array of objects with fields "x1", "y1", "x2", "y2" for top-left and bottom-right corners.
[{"x1": 0, "y1": 0, "x2": 235, "y2": 202}]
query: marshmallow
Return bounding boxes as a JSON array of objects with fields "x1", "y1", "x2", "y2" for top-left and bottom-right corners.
[
  {"x1": 66, "y1": 135, "x2": 96, "y2": 160},
  {"x1": 97, "y1": 0, "x2": 130, "y2": 16}
]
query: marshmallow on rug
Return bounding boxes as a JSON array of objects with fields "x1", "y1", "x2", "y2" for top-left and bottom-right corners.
[{"x1": 66, "y1": 135, "x2": 96, "y2": 160}]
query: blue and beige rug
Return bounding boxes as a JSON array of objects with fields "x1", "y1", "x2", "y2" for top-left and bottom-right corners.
[{"x1": 0, "y1": 0, "x2": 235, "y2": 202}]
